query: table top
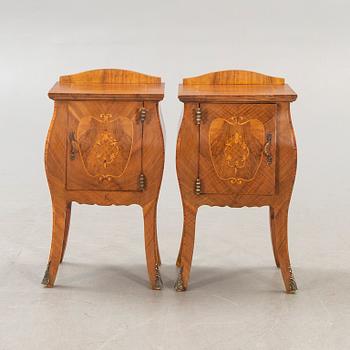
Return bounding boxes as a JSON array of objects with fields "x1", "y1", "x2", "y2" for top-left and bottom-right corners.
[
  {"x1": 178, "y1": 84, "x2": 297, "y2": 103},
  {"x1": 49, "y1": 82, "x2": 165, "y2": 101}
]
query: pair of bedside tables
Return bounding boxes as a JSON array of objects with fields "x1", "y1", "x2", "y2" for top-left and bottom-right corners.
[{"x1": 43, "y1": 69, "x2": 298, "y2": 293}]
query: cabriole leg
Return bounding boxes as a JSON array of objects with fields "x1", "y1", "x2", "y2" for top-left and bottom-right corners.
[
  {"x1": 142, "y1": 201, "x2": 162, "y2": 290},
  {"x1": 60, "y1": 202, "x2": 72, "y2": 263},
  {"x1": 155, "y1": 230, "x2": 161, "y2": 267},
  {"x1": 269, "y1": 206, "x2": 280, "y2": 268},
  {"x1": 42, "y1": 198, "x2": 68, "y2": 287},
  {"x1": 175, "y1": 201, "x2": 198, "y2": 292},
  {"x1": 272, "y1": 202, "x2": 297, "y2": 293}
]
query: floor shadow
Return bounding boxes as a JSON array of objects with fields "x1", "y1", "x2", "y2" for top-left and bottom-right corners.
[
  {"x1": 35, "y1": 261, "x2": 350, "y2": 296},
  {"x1": 184, "y1": 264, "x2": 350, "y2": 294},
  {"x1": 56, "y1": 261, "x2": 150, "y2": 290},
  {"x1": 187, "y1": 265, "x2": 281, "y2": 292}
]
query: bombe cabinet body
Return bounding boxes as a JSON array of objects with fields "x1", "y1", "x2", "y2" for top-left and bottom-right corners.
[
  {"x1": 175, "y1": 70, "x2": 298, "y2": 293},
  {"x1": 43, "y1": 69, "x2": 165, "y2": 290}
]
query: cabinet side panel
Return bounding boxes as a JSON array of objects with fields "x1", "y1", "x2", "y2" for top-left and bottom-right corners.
[
  {"x1": 275, "y1": 103, "x2": 297, "y2": 200},
  {"x1": 45, "y1": 101, "x2": 67, "y2": 198},
  {"x1": 141, "y1": 101, "x2": 165, "y2": 205},
  {"x1": 176, "y1": 103, "x2": 200, "y2": 202}
]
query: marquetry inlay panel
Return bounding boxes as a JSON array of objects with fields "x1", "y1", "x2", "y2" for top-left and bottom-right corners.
[
  {"x1": 209, "y1": 116, "x2": 265, "y2": 185},
  {"x1": 66, "y1": 101, "x2": 142, "y2": 191},
  {"x1": 76, "y1": 113, "x2": 133, "y2": 181},
  {"x1": 199, "y1": 103, "x2": 276, "y2": 195}
]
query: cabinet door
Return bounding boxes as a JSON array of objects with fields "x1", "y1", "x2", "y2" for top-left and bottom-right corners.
[
  {"x1": 199, "y1": 103, "x2": 276, "y2": 195},
  {"x1": 66, "y1": 101, "x2": 142, "y2": 191}
]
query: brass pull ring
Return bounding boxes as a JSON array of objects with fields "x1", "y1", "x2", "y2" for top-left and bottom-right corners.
[
  {"x1": 263, "y1": 133, "x2": 273, "y2": 165},
  {"x1": 69, "y1": 131, "x2": 78, "y2": 160}
]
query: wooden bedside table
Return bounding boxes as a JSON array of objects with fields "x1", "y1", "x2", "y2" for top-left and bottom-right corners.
[
  {"x1": 175, "y1": 70, "x2": 298, "y2": 293},
  {"x1": 42, "y1": 69, "x2": 165, "y2": 290}
]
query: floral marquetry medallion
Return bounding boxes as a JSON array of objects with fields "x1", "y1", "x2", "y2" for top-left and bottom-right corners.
[
  {"x1": 209, "y1": 116, "x2": 265, "y2": 185},
  {"x1": 92, "y1": 130, "x2": 120, "y2": 168},
  {"x1": 75, "y1": 113, "x2": 133, "y2": 181}
]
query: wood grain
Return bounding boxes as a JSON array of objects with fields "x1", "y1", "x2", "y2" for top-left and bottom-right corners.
[
  {"x1": 60, "y1": 202, "x2": 72, "y2": 263},
  {"x1": 183, "y1": 70, "x2": 284, "y2": 85},
  {"x1": 178, "y1": 84, "x2": 296, "y2": 103},
  {"x1": 200, "y1": 103, "x2": 276, "y2": 195},
  {"x1": 176, "y1": 70, "x2": 298, "y2": 293},
  {"x1": 43, "y1": 70, "x2": 165, "y2": 290},
  {"x1": 59, "y1": 68, "x2": 161, "y2": 84},
  {"x1": 67, "y1": 101, "x2": 142, "y2": 191},
  {"x1": 49, "y1": 69, "x2": 164, "y2": 101},
  {"x1": 49, "y1": 82, "x2": 165, "y2": 101}
]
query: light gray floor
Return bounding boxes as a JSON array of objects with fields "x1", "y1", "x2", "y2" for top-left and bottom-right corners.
[
  {"x1": 1, "y1": 179, "x2": 350, "y2": 350},
  {"x1": 1, "y1": 1, "x2": 350, "y2": 348}
]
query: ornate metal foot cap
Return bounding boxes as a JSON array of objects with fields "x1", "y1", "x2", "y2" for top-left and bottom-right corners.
[
  {"x1": 41, "y1": 262, "x2": 51, "y2": 286},
  {"x1": 154, "y1": 264, "x2": 163, "y2": 290},
  {"x1": 288, "y1": 266, "x2": 298, "y2": 293},
  {"x1": 174, "y1": 267, "x2": 186, "y2": 292}
]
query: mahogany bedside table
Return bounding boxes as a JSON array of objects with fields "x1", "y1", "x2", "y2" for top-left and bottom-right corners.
[
  {"x1": 42, "y1": 69, "x2": 165, "y2": 290},
  {"x1": 175, "y1": 70, "x2": 298, "y2": 293}
]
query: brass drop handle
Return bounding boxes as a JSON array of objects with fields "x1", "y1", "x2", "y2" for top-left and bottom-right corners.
[
  {"x1": 263, "y1": 133, "x2": 273, "y2": 165},
  {"x1": 69, "y1": 131, "x2": 78, "y2": 160}
]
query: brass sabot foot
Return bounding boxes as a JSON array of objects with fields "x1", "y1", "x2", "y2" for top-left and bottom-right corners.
[
  {"x1": 287, "y1": 266, "x2": 298, "y2": 293},
  {"x1": 41, "y1": 261, "x2": 51, "y2": 286},
  {"x1": 174, "y1": 267, "x2": 186, "y2": 292},
  {"x1": 154, "y1": 264, "x2": 163, "y2": 290}
]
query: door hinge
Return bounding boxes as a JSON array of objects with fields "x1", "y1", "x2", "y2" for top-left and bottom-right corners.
[
  {"x1": 195, "y1": 107, "x2": 202, "y2": 125},
  {"x1": 194, "y1": 177, "x2": 201, "y2": 195},
  {"x1": 139, "y1": 173, "x2": 146, "y2": 191},
  {"x1": 139, "y1": 107, "x2": 148, "y2": 123}
]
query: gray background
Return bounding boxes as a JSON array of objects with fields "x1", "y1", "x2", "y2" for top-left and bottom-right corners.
[{"x1": 1, "y1": 0, "x2": 350, "y2": 349}]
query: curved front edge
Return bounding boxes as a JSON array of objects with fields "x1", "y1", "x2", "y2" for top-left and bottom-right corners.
[
  {"x1": 175, "y1": 103, "x2": 200, "y2": 291},
  {"x1": 176, "y1": 103, "x2": 200, "y2": 206},
  {"x1": 43, "y1": 101, "x2": 69, "y2": 287},
  {"x1": 140, "y1": 102, "x2": 165, "y2": 206},
  {"x1": 141, "y1": 101, "x2": 165, "y2": 289},
  {"x1": 45, "y1": 101, "x2": 67, "y2": 197},
  {"x1": 272, "y1": 102, "x2": 298, "y2": 293}
]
